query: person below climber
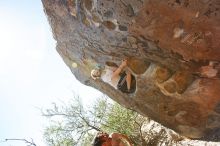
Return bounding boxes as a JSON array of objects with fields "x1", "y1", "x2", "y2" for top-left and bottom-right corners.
[
  {"x1": 92, "y1": 131, "x2": 133, "y2": 146},
  {"x1": 91, "y1": 59, "x2": 136, "y2": 93}
]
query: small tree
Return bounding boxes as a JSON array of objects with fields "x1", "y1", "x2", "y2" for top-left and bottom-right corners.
[
  {"x1": 102, "y1": 102, "x2": 147, "y2": 145},
  {"x1": 43, "y1": 95, "x2": 146, "y2": 146},
  {"x1": 42, "y1": 96, "x2": 103, "y2": 145}
]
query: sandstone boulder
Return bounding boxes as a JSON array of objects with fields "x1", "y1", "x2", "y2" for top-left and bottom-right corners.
[{"x1": 42, "y1": 0, "x2": 220, "y2": 140}]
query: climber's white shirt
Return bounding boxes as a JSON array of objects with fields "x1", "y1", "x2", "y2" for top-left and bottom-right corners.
[{"x1": 101, "y1": 66, "x2": 120, "y2": 89}]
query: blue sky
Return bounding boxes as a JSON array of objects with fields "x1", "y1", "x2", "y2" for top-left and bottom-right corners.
[{"x1": 0, "y1": 1, "x2": 102, "y2": 146}]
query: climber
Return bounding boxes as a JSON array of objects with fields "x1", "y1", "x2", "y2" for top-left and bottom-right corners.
[
  {"x1": 91, "y1": 59, "x2": 136, "y2": 93},
  {"x1": 92, "y1": 131, "x2": 133, "y2": 146}
]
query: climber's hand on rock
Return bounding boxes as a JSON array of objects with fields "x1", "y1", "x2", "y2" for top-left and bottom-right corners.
[{"x1": 121, "y1": 59, "x2": 127, "y2": 67}]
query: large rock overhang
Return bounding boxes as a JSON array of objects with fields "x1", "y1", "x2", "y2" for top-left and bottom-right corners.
[{"x1": 42, "y1": 0, "x2": 220, "y2": 140}]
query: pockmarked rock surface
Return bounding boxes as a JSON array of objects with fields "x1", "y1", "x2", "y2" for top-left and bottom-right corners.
[
  {"x1": 42, "y1": 0, "x2": 220, "y2": 140},
  {"x1": 141, "y1": 119, "x2": 220, "y2": 146}
]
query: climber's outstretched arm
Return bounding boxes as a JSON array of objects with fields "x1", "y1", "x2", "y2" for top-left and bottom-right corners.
[{"x1": 112, "y1": 60, "x2": 127, "y2": 80}]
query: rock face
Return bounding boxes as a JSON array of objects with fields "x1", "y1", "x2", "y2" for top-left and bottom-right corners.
[
  {"x1": 141, "y1": 120, "x2": 220, "y2": 146},
  {"x1": 42, "y1": 0, "x2": 220, "y2": 140}
]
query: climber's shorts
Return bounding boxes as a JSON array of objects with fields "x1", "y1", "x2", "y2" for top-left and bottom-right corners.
[{"x1": 117, "y1": 72, "x2": 136, "y2": 93}]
